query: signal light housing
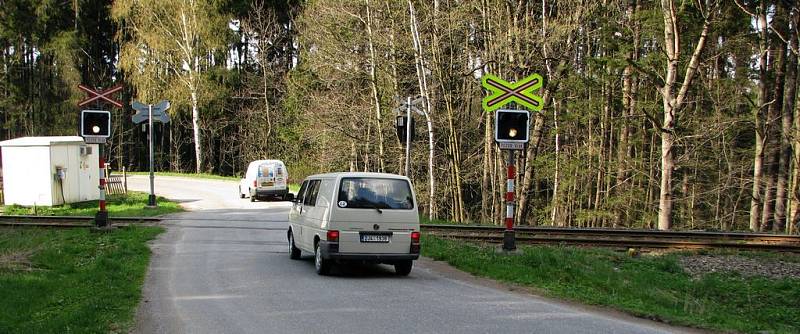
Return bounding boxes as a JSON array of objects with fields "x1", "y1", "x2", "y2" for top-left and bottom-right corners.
[
  {"x1": 494, "y1": 109, "x2": 530, "y2": 143},
  {"x1": 396, "y1": 115, "x2": 416, "y2": 144},
  {"x1": 81, "y1": 110, "x2": 111, "y2": 138}
]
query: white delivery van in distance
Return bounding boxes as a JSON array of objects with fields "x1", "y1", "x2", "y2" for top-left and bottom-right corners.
[
  {"x1": 239, "y1": 160, "x2": 291, "y2": 201},
  {"x1": 287, "y1": 172, "x2": 421, "y2": 276}
]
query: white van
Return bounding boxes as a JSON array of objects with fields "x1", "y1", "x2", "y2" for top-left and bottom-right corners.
[
  {"x1": 239, "y1": 160, "x2": 291, "y2": 201},
  {"x1": 287, "y1": 172, "x2": 420, "y2": 276}
]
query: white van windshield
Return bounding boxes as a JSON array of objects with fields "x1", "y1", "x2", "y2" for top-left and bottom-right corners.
[{"x1": 337, "y1": 178, "x2": 414, "y2": 210}]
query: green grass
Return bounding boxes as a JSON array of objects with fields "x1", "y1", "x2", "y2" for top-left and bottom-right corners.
[
  {"x1": 421, "y1": 235, "x2": 800, "y2": 333},
  {"x1": 422, "y1": 217, "x2": 487, "y2": 225},
  {"x1": 129, "y1": 171, "x2": 301, "y2": 193},
  {"x1": 128, "y1": 171, "x2": 239, "y2": 181},
  {"x1": 0, "y1": 226, "x2": 164, "y2": 333},
  {"x1": 1, "y1": 192, "x2": 183, "y2": 217}
]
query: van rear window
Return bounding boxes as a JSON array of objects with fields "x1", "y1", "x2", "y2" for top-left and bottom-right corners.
[
  {"x1": 337, "y1": 178, "x2": 413, "y2": 210},
  {"x1": 257, "y1": 164, "x2": 273, "y2": 177}
]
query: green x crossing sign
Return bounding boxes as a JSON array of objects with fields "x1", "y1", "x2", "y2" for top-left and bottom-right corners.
[{"x1": 481, "y1": 73, "x2": 544, "y2": 112}]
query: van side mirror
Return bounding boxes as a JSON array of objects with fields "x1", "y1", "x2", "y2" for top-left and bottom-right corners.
[{"x1": 285, "y1": 193, "x2": 295, "y2": 202}]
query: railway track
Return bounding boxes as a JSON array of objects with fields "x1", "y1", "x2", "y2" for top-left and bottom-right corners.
[
  {"x1": 3, "y1": 218, "x2": 798, "y2": 252},
  {"x1": 0, "y1": 215, "x2": 160, "y2": 228},
  {"x1": 421, "y1": 224, "x2": 800, "y2": 252}
]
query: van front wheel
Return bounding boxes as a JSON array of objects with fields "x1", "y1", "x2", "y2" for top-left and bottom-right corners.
[
  {"x1": 314, "y1": 243, "x2": 331, "y2": 275},
  {"x1": 394, "y1": 260, "x2": 413, "y2": 276}
]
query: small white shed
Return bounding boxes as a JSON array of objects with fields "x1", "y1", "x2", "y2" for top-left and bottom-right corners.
[{"x1": 0, "y1": 136, "x2": 100, "y2": 206}]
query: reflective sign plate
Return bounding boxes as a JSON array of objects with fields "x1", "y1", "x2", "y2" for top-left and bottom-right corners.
[
  {"x1": 84, "y1": 137, "x2": 107, "y2": 144},
  {"x1": 498, "y1": 142, "x2": 524, "y2": 150}
]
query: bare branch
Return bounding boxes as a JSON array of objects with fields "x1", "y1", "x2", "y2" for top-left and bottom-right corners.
[
  {"x1": 675, "y1": 6, "x2": 714, "y2": 109},
  {"x1": 733, "y1": 0, "x2": 756, "y2": 17}
]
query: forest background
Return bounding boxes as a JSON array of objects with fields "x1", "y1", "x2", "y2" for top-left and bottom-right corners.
[{"x1": 1, "y1": 0, "x2": 799, "y2": 233}]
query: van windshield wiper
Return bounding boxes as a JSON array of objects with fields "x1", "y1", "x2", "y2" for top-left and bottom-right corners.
[{"x1": 366, "y1": 203, "x2": 383, "y2": 214}]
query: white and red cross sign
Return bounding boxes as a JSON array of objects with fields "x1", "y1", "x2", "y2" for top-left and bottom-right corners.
[{"x1": 78, "y1": 84, "x2": 124, "y2": 108}]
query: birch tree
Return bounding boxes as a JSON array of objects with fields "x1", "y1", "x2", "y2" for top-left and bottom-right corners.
[
  {"x1": 656, "y1": 0, "x2": 714, "y2": 230},
  {"x1": 407, "y1": 0, "x2": 436, "y2": 219},
  {"x1": 114, "y1": 0, "x2": 228, "y2": 172}
]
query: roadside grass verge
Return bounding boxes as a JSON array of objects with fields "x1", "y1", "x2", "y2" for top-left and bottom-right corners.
[
  {"x1": 421, "y1": 235, "x2": 800, "y2": 334},
  {"x1": 0, "y1": 226, "x2": 164, "y2": 333},
  {"x1": 128, "y1": 172, "x2": 301, "y2": 193},
  {"x1": 1, "y1": 191, "x2": 183, "y2": 217},
  {"x1": 422, "y1": 217, "x2": 485, "y2": 226},
  {"x1": 128, "y1": 171, "x2": 238, "y2": 181}
]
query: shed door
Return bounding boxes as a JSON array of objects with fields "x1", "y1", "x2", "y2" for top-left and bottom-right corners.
[{"x1": 79, "y1": 148, "x2": 93, "y2": 201}]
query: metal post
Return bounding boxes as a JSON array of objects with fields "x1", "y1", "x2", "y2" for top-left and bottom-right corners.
[
  {"x1": 95, "y1": 146, "x2": 108, "y2": 227},
  {"x1": 503, "y1": 150, "x2": 516, "y2": 251},
  {"x1": 404, "y1": 96, "x2": 412, "y2": 176},
  {"x1": 148, "y1": 104, "x2": 157, "y2": 207},
  {"x1": 122, "y1": 166, "x2": 127, "y2": 194}
]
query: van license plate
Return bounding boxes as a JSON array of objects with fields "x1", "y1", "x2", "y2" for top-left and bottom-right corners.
[
  {"x1": 360, "y1": 234, "x2": 390, "y2": 243},
  {"x1": 261, "y1": 182, "x2": 274, "y2": 187}
]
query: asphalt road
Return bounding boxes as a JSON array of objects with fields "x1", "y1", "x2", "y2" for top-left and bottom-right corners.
[{"x1": 128, "y1": 175, "x2": 697, "y2": 334}]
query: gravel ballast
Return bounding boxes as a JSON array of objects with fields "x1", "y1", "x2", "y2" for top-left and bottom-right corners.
[{"x1": 679, "y1": 254, "x2": 800, "y2": 280}]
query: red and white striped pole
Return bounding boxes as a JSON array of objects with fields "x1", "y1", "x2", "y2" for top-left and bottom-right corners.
[
  {"x1": 99, "y1": 157, "x2": 106, "y2": 210},
  {"x1": 503, "y1": 150, "x2": 516, "y2": 251},
  {"x1": 95, "y1": 154, "x2": 109, "y2": 227}
]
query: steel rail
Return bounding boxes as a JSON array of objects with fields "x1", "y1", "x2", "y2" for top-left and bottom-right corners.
[
  {"x1": 421, "y1": 224, "x2": 800, "y2": 252},
  {"x1": 421, "y1": 224, "x2": 800, "y2": 240},
  {"x1": 0, "y1": 215, "x2": 161, "y2": 228},
  {"x1": 432, "y1": 234, "x2": 800, "y2": 252}
]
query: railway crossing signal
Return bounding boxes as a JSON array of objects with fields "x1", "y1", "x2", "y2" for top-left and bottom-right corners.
[
  {"x1": 393, "y1": 96, "x2": 425, "y2": 177},
  {"x1": 78, "y1": 84, "x2": 124, "y2": 108},
  {"x1": 481, "y1": 73, "x2": 544, "y2": 252},
  {"x1": 77, "y1": 83, "x2": 124, "y2": 228},
  {"x1": 481, "y1": 73, "x2": 543, "y2": 112}
]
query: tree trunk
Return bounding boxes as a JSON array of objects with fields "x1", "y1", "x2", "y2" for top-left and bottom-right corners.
[
  {"x1": 191, "y1": 90, "x2": 202, "y2": 173},
  {"x1": 749, "y1": 0, "x2": 771, "y2": 232},
  {"x1": 517, "y1": 0, "x2": 559, "y2": 225},
  {"x1": 479, "y1": 0, "x2": 494, "y2": 224},
  {"x1": 350, "y1": 140, "x2": 357, "y2": 172},
  {"x1": 657, "y1": 0, "x2": 711, "y2": 230},
  {"x1": 365, "y1": 0, "x2": 385, "y2": 172},
  {"x1": 615, "y1": 0, "x2": 639, "y2": 227},
  {"x1": 482, "y1": 111, "x2": 493, "y2": 223},
  {"x1": 408, "y1": 0, "x2": 436, "y2": 219},
  {"x1": 422, "y1": 111, "x2": 435, "y2": 220},
  {"x1": 761, "y1": 32, "x2": 787, "y2": 232},
  {"x1": 775, "y1": 38, "x2": 794, "y2": 232},
  {"x1": 789, "y1": 12, "x2": 800, "y2": 232},
  {"x1": 517, "y1": 100, "x2": 546, "y2": 223},
  {"x1": 551, "y1": 100, "x2": 560, "y2": 225},
  {"x1": 262, "y1": 67, "x2": 272, "y2": 155}
]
